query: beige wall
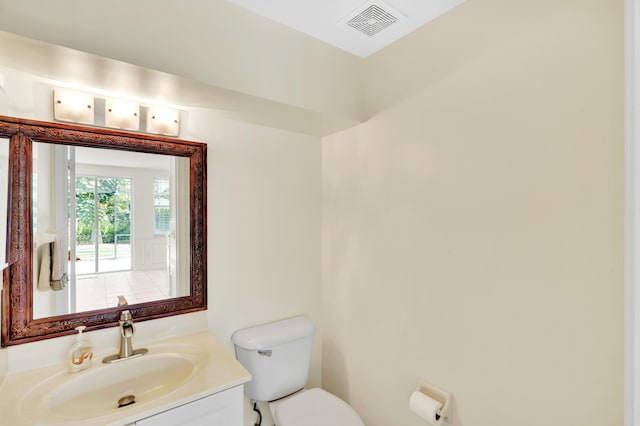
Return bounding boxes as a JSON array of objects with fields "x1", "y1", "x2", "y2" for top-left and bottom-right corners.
[
  {"x1": 322, "y1": 1, "x2": 624, "y2": 425},
  {"x1": 184, "y1": 109, "x2": 322, "y2": 385},
  {"x1": 185, "y1": 112, "x2": 322, "y2": 424}
]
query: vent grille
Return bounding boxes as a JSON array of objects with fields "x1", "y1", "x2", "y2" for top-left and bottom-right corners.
[{"x1": 347, "y1": 4, "x2": 398, "y2": 37}]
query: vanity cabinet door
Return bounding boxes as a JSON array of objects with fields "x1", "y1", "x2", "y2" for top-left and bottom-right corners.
[{"x1": 135, "y1": 385, "x2": 244, "y2": 426}]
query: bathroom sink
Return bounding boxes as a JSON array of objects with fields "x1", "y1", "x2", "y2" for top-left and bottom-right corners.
[
  {"x1": 18, "y1": 342, "x2": 207, "y2": 422},
  {"x1": 1, "y1": 332, "x2": 251, "y2": 426},
  {"x1": 50, "y1": 354, "x2": 195, "y2": 416}
]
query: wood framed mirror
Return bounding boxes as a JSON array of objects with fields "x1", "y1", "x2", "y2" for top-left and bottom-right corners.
[{"x1": 0, "y1": 116, "x2": 207, "y2": 346}]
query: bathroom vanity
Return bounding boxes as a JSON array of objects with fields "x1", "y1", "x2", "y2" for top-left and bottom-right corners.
[
  {"x1": 134, "y1": 386, "x2": 243, "y2": 425},
  {"x1": 0, "y1": 332, "x2": 251, "y2": 425}
]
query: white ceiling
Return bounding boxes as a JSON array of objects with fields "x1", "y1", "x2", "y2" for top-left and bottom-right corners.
[{"x1": 225, "y1": 0, "x2": 465, "y2": 57}]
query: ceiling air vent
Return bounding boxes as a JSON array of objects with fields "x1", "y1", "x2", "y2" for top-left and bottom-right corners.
[{"x1": 341, "y1": 0, "x2": 406, "y2": 37}]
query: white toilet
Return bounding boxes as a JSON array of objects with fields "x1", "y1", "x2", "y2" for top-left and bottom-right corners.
[{"x1": 232, "y1": 316, "x2": 364, "y2": 426}]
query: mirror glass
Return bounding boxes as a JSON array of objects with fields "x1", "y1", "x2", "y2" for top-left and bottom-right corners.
[
  {"x1": 1, "y1": 116, "x2": 207, "y2": 346},
  {"x1": 32, "y1": 143, "x2": 191, "y2": 319},
  {"x1": 0, "y1": 138, "x2": 8, "y2": 265}
]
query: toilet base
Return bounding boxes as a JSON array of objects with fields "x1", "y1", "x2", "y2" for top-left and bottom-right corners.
[{"x1": 269, "y1": 387, "x2": 364, "y2": 426}]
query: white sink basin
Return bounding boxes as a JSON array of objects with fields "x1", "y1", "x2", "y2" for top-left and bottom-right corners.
[
  {"x1": 52, "y1": 354, "x2": 195, "y2": 416},
  {"x1": 18, "y1": 342, "x2": 207, "y2": 423}
]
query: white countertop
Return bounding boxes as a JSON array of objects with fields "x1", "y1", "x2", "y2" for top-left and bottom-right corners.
[{"x1": 0, "y1": 332, "x2": 251, "y2": 426}]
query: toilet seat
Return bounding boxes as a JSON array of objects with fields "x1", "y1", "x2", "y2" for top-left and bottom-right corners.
[{"x1": 270, "y1": 388, "x2": 364, "y2": 426}]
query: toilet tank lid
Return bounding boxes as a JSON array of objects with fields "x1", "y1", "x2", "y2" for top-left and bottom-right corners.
[{"x1": 232, "y1": 316, "x2": 315, "y2": 350}]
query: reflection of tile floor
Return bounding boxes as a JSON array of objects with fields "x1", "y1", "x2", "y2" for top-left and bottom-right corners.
[{"x1": 76, "y1": 269, "x2": 168, "y2": 312}]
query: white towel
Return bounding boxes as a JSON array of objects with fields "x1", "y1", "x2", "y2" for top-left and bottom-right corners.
[
  {"x1": 35, "y1": 232, "x2": 56, "y2": 248},
  {"x1": 49, "y1": 235, "x2": 68, "y2": 291},
  {"x1": 35, "y1": 233, "x2": 55, "y2": 291},
  {"x1": 35, "y1": 234, "x2": 68, "y2": 291},
  {"x1": 36, "y1": 244, "x2": 50, "y2": 291}
]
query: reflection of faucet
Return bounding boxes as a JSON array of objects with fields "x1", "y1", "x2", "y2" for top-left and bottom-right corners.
[{"x1": 102, "y1": 310, "x2": 148, "y2": 364}]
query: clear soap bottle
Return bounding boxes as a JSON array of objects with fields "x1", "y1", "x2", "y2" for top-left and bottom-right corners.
[{"x1": 68, "y1": 326, "x2": 93, "y2": 373}]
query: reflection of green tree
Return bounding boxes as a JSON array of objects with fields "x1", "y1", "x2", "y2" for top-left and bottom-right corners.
[{"x1": 76, "y1": 177, "x2": 131, "y2": 244}]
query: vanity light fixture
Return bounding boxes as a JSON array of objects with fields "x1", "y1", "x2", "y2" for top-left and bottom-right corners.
[
  {"x1": 53, "y1": 88, "x2": 95, "y2": 125},
  {"x1": 105, "y1": 97, "x2": 140, "y2": 131},
  {"x1": 146, "y1": 106, "x2": 180, "y2": 137},
  {"x1": 52, "y1": 88, "x2": 180, "y2": 137}
]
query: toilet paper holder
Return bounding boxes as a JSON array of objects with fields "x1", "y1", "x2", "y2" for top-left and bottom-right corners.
[{"x1": 414, "y1": 379, "x2": 452, "y2": 423}]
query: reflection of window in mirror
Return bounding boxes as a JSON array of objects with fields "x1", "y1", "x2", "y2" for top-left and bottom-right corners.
[
  {"x1": 74, "y1": 175, "x2": 132, "y2": 274},
  {"x1": 154, "y1": 178, "x2": 170, "y2": 236},
  {"x1": 32, "y1": 142, "x2": 191, "y2": 319}
]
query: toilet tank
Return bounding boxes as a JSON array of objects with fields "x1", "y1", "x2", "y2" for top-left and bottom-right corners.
[{"x1": 232, "y1": 316, "x2": 315, "y2": 402}]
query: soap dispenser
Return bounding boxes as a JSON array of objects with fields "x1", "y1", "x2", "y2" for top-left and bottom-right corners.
[{"x1": 68, "y1": 326, "x2": 93, "y2": 373}]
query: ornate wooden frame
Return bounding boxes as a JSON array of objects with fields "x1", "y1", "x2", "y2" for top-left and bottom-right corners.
[{"x1": 0, "y1": 116, "x2": 207, "y2": 346}]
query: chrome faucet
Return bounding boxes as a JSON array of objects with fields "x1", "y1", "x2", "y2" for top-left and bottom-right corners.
[
  {"x1": 103, "y1": 310, "x2": 148, "y2": 364},
  {"x1": 118, "y1": 310, "x2": 135, "y2": 358}
]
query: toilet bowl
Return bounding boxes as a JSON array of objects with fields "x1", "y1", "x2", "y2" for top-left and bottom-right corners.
[
  {"x1": 232, "y1": 317, "x2": 364, "y2": 426},
  {"x1": 270, "y1": 388, "x2": 363, "y2": 426}
]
